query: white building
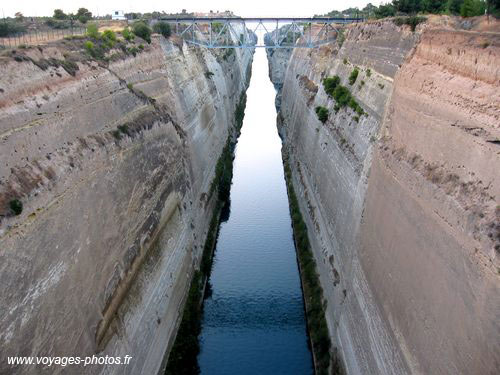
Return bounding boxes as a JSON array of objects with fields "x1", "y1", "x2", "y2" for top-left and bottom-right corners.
[{"x1": 112, "y1": 10, "x2": 126, "y2": 20}]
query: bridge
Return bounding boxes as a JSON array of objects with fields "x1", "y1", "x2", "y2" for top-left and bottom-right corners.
[{"x1": 158, "y1": 17, "x2": 364, "y2": 49}]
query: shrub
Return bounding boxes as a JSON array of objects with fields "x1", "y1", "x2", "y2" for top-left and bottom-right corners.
[
  {"x1": 393, "y1": 16, "x2": 426, "y2": 32},
  {"x1": 132, "y1": 22, "x2": 152, "y2": 43},
  {"x1": 332, "y1": 85, "x2": 351, "y2": 107},
  {"x1": 378, "y1": 83, "x2": 384, "y2": 89},
  {"x1": 128, "y1": 46, "x2": 139, "y2": 56},
  {"x1": 102, "y1": 30, "x2": 116, "y2": 42},
  {"x1": 102, "y1": 30, "x2": 117, "y2": 48},
  {"x1": 205, "y1": 71, "x2": 214, "y2": 78},
  {"x1": 9, "y1": 199, "x2": 23, "y2": 215},
  {"x1": 122, "y1": 27, "x2": 134, "y2": 41},
  {"x1": 322, "y1": 76, "x2": 340, "y2": 96},
  {"x1": 83, "y1": 40, "x2": 104, "y2": 59},
  {"x1": 315, "y1": 106, "x2": 329, "y2": 123},
  {"x1": 348, "y1": 67, "x2": 359, "y2": 85},
  {"x1": 153, "y1": 21, "x2": 171, "y2": 38},
  {"x1": 138, "y1": 44, "x2": 144, "y2": 50},
  {"x1": 84, "y1": 40, "x2": 94, "y2": 53},
  {"x1": 366, "y1": 68, "x2": 371, "y2": 77},
  {"x1": 86, "y1": 23, "x2": 100, "y2": 39},
  {"x1": 60, "y1": 59, "x2": 79, "y2": 76},
  {"x1": 0, "y1": 22, "x2": 25, "y2": 37},
  {"x1": 323, "y1": 75, "x2": 365, "y2": 117},
  {"x1": 343, "y1": 58, "x2": 348, "y2": 65}
]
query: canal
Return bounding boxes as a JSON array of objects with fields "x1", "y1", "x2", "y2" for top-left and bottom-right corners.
[{"x1": 197, "y1": 46, "x2": 314, "y2": 374}]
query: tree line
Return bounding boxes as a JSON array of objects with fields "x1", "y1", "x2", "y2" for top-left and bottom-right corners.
[{"x1": 319, "y1": 0, "x2": 500, "y2": 19}]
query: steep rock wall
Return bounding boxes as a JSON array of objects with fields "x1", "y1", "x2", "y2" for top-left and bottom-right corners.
[
  {"x1": 269, "y1": 18, "x2": 499, "y2": 374},
  {"x1": 0, "y1": 33, "x2": 253, "y2": 374}
]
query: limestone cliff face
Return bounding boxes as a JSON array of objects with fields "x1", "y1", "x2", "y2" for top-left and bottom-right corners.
[
  {"x1": 268, "y1": 18, "x2": 499, "y2": 374},
  {"x1": 265, "y1": 47, "x2": 292, "y2": 109},
  {"x1": 0, "y1": 34, "x2": 253, "y2": 374}
]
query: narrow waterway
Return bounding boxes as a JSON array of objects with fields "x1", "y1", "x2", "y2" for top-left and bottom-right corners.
[{"x1": 197, "y1": 46, "x2": 314, "y2": 374}]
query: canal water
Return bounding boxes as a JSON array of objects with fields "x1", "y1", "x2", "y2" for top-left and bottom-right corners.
[{"x1": 197, "y1": 46, "x2": 314, "y2": 374}]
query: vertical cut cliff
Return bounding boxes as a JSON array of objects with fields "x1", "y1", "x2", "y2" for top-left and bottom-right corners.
[
  {"x1": 0, "y1": 32, "x2": 253, "y2": 374},
  {"x1": 268, "y1": 17, "x2": 499, "y2": 374}
]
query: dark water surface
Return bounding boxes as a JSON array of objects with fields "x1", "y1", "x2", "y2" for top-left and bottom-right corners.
[{"x1": 197, "y1": 47, "x2": 314, "y2": 374}]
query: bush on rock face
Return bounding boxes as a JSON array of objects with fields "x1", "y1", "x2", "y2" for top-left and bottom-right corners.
[
  {"x1": 315, "y1": 106, "x2": 329, "y2": 123},
  {"x1": 153, "y1": 22, "x2": 171, "y2": 38},
  {"x1": 132, "y1": 22, "x2": 152, "y2": 44}
]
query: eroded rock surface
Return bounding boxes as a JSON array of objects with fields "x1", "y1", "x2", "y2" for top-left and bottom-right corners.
[
  {"x1": 0, "y1": 33, "x2": 253, "y2": 374},
  {"x1": 268, "y1": 17, "x2": 499, "y2": 374}
]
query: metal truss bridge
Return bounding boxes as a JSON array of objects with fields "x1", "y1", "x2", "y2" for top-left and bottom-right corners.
[{"x1": 158, "y1": 17, "x2": 363, "y2": 48}]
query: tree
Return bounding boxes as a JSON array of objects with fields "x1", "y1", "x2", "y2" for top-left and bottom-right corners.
[
  {"x1": 461, "y1": 0, "x2": 476, "y2": 15},
  {"x1": 363, "y1": 3, "x2": 378, "y2": 17},
  {"x1": 393, "y1": 0, "x2": 423, "y2": 13},
  {"x1": 125, "y1": 12, "x2": 141, "y2": 20},
  {"x1": 77, "y1": 8, "x2": 92, "y2": 23},
  {"x1": 486, "y1": 0, "x2": 500, "y2": 16},
  {"x1": 448, "y1": 0, "x2": 465, "y2": 13},
  {"x1": 153, "y1": 22, "x2": 171, "y2": 38},
  {"x1": 423, "y1": 0, "x2": 446, "y2": 12},
  {"x1": 460, "y1": 0, "x2": 486, "y2": 16},
  {"x1": 53, "y1": 9, "x2": 67, "y2": 20},
  {"x1": 375, "y1": 3, "x2": 396, "y2": 18},
  {"x1": 15, "y1": 12, "x2": 24, "y2": 22}
]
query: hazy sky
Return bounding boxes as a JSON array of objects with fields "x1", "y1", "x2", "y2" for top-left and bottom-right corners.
[{"x1": 2, "y1": 0, "x2": 384, "y2": 18}]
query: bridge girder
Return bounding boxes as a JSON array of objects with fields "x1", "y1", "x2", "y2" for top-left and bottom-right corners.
[{"x1": 158, "y1": 17, "x2": 363, "y2": 49}]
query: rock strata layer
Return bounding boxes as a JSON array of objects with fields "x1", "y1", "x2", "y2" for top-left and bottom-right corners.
[
  {"x1": 268, "y1": 17, "x2": 499, "y2": 374},
  {"x1": 0, "y1": 33, "x2": 253, "y2": 374}
]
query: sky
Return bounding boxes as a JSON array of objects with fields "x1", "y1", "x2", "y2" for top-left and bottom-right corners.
[{"x1": 2, "y1": 0, "x2": 384, "y2": 18}]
